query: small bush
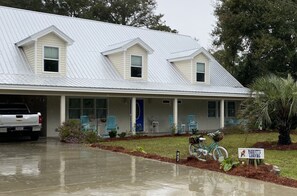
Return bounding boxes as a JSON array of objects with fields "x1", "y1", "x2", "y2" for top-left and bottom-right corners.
[
  {"x1": 220, "y1": 157, "x2": 240, "y2": 172},
  {"x1": 58, "y1": 120, "x2": 84, "y2": 143},
  {"x1": 84, "y1": 131, "x2": 100, "y2": 143},
  {"x1": 118, "y1": 132, "x2": 126, "y2": 138},
  {"x1": 108, "y1": 130, "x2": 117, "y2": 138},
  {"x1": 135, "y1": 146, "x2": 146, "y2": 154}
]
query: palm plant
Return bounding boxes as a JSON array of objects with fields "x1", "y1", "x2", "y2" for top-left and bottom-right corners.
[{"x1": 240, "y1": 75, "x2": 297, "y2": 145}]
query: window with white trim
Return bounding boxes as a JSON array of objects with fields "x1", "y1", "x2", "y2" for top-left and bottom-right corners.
[
  {"x1": 208, "y1": 101, "x2": 216, "y2": 117},
  {"x1": 131, "y1": 55, "x2": 142, "y2": 78},
  {"x1": 218, "y1": 101, "x2": 236, "y2": 117},
  {"x1": 196, "y1": 62, "x2": 205, "y2": 82},
  {"x1": 68, "y1": 98, "x2": 107, "y2": 120},
  {"x1": 227, "y1": 101, "x2": 236, "y2": 117},
  {"x1": 44, "y1": 46, "x2": 59, "y2": 72}
]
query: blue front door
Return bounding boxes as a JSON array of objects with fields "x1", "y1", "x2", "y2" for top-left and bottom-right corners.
[{"x1": 136, "y1": 99, "x2": 144, "y2": 132}]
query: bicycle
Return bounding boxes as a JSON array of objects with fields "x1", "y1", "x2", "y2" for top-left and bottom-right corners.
[{"x1": 188, "y1": 130, "x2": 228, "y2": 162}]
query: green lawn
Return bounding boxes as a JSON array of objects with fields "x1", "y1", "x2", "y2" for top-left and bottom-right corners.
[{"x1": 102, "y1": 133, "x2": 297, "y2": 180}]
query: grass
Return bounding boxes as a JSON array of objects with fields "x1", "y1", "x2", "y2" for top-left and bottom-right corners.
[{"x1": 101, "y1": 132, "x2": 297, "y2": 180}]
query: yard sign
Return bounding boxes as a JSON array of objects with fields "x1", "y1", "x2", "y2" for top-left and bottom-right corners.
[{"x1": 238, "y1": 148, "x2": 264, "y2": 159}]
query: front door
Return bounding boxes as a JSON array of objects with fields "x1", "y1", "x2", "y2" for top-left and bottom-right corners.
[{"x1": 136, "y1": 99, "x2": 144, "y2": 132}]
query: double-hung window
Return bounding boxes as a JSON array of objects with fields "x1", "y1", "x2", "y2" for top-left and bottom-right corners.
[
  {"x1": 227, "y1": 101, "x2": 236, "y2": 117},
  {"x1": 131, "y1": 55, "x2": 142, "y2": 78},
  {"x1": 196, "y1": 63, "x2": 205, "y2": 82},
  {"x1": 44, "y1": 46, "x2": 59, "y2": 72},
  {"x1": 208, "y1": 101, "x2": 216, "y2": 117},
  {"x1": 68, "y1": 98, "x2": 107, "y2": 120}
]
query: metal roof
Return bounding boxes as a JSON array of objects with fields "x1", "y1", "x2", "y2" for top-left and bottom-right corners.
[
  {"x1": 15, "y1": 25, "x2": 74, "y2": 47},
  {"x1": 168, "y1": 47, "x2": 212, "y2": 62},
  {"x1": 102, "y1": 37, "x2": 154, "y2": 55},
  {"x1": 0, "y1": 6, "x2": 249, "y2": 97}
]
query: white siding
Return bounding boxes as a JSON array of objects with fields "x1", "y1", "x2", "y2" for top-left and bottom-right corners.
[
  {"x1": 145, "y1": 99, "x2": 221, "y2": 132},
  {"x1": 193, "y1": 53, "x2": 210, "y2": 85},
  {"x1": 174, "y1": 60, "x2": 192, "y2": 83},
  {"x1": 47, "y1": 96, "x2": 60, "y2": 137},
  {"x1": 36, "y1": 33, "x2": 67, "y2": 76},
  {"x1": 108, "y1": 97, "x2": 131, "y2": 133},
  {"x1": 23, "y1": 44, "x2": 35, "y2": 69},
  {"x1": 108, "y1": 52, "x2": 125, "y2": 78},
  {"x1": 126, "y1": 44, "x2": 148, "y2": 80},
  {"x1": 145, "y1": 99, "x2": 172, "y2": 132}
]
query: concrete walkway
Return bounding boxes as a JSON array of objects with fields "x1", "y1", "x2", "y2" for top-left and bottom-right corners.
[{"x1": 0, "y1": 139, "x2": 297, "y2": 196}]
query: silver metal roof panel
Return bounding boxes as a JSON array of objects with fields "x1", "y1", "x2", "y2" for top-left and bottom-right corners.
[{"x1": 0, "y1": 6, "x2": 248, "y2": 97}]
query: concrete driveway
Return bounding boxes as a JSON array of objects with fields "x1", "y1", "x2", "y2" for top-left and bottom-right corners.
[{"x1": 0, "y1": 139, "x2": 297, "y2": 196}]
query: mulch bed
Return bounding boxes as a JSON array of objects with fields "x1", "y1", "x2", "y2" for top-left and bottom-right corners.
[
  {"x1": 90, "y1": 142, "x2": 297, "y2": 188},
  {"x1": 253, "y1": 141, "x2": 297, "y2": 150}
]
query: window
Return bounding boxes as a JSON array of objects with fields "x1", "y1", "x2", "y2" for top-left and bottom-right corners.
[
  {"x1": 208, "y1": 101, "x2": 216, "y2": 117},
  {"x1": 68, "y1": 98, "x2": 107, "y2": 120},
  {"x1": 68, "y1": 98, "x2": 81, "y2": 119},
  {"x1": 44, "y1": 46, "x2": 59, "y2": 72},
  {"x1": 131, "y1": 55, "x2": 142, "y2": 78},
  {"x1": 218, "y1": 101, "x2": 236, "y2": 117},
  {"x1": 96, "y1": 99, "x2": 107, "y2": 119},
  {"x1": 196, "y1": 63, "x2": 205, "y2": 82},
  {"x1": 227, "y1": 101, "x2": 236, "y2": 117},
  {"x1": 83, "y1": 99, "x2": 95, "y2": 117}
]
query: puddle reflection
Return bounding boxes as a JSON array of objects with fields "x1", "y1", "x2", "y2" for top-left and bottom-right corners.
[{"x1": 0, "y1": 141, "x2": 296, "y2": 195}]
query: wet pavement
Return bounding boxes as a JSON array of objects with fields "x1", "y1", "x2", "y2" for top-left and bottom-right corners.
[{"x1": 0, "y1": 139, "x2": 297, "y2": 196}]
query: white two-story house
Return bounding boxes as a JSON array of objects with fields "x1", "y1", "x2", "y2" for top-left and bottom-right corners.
[{"x1": 0, "y1": 6, "x2": 249, "y2": 137}]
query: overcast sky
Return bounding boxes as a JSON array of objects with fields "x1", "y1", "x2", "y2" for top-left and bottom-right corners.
[{"x1": 155, "y1": 0, "x2": 216, "y2": 49}]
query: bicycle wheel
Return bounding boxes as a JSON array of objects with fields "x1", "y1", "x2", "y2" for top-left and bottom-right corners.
[
  {"x1": 212, "y1": 146, "x2": 228, "y2": 162},
  {"x1": 189, "y1": 143, "x2": 203, "y2": 158}
]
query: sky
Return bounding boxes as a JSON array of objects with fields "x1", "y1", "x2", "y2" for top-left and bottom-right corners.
[{"x1": 155, "y1": 0, "x2": 216, "y2": 49}]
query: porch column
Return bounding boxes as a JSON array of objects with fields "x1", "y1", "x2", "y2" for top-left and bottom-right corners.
[
  {"x1": 173, "y1": 98, "x2": 178, "y2": 134},
  {"x1": 131, "y1": 97, "x2": 136, "y2": 135},
  {"x1": 60, "y1": 95, "x2": 66, "y2": 125},
  {"x1": 220, "y1": 99, "x2": 225, "y2": 128}
]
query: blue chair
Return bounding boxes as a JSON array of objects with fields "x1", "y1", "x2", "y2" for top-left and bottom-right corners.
[
  {"x1": 105, "y1": 115, "x2": 118, "y2": 133},
  {"x1": 187, "y1": 115, "x2": 198, "y2": 132},
  {"x1": 168, "y1": 115, "x2": 174, "y2": 127},
  {"x1": 80, "y1": 115, "x2": 90, "y2": 131}
]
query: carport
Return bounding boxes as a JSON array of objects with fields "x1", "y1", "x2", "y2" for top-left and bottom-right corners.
[{"x1": 0, "y1": 95, "x2": 47, "y2": 137}]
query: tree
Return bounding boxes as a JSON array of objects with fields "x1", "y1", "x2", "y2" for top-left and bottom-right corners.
[
  {"x1": 212, "y1": 0, "x2": 297, "y2": 86},
  {"x1": 0, "y1": 0, "x2": 177, "y2": 33},
  {"x1": 240, "y1": 75, "x2": 297, "y2": 145}
]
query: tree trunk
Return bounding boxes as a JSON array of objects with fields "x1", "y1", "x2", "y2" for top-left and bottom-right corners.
[{"x1": 278, "y1": 127, "x2": 292, "y2": 145}]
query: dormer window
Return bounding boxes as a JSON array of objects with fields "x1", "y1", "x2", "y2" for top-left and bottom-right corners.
[
  {"x1": 131, "y1": 55, "x2": 142, "y2": 78},
  {"x1": 196, "y1": 62, "x2": 205, "y2": 82},
  {"x1": 16, "y1": 25, "x2": 73, "y2": 75},
  {"x1": 168, "y1": 47, "x2": 211, "y2": 84},
  {"x1": 44, "y1": 46, "x2": 59, "y2": 72}
]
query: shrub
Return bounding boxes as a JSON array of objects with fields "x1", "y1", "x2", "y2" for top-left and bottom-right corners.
[
  {"x1": 108, "y1": 130, "x2": 117, "y2": 138},
  {"x1": 220, "y1": 157, "x2": 240, "y2": 172},
  {"x1": 118, "y1": 132, "x2": 126, "y2": 138},
  {"x1": 58, "y1": 120, "x2": 84, "y2": 143},
  {"x1": 84, "y1": 131, "x2": 100, "y2": 143},
  {"x1": 135, "y1": 146, "x2": 146, "y2": 154}
]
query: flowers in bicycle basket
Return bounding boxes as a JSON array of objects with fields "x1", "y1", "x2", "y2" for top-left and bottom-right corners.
[
  {"x1": 211, "y1": 131, "x2": 224, "y2": 142},
  {"x1": 189, "y1": 135, "x2": 202, "y2": 144}
]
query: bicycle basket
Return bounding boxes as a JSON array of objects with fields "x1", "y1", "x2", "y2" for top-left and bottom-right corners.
[
  {"x1": 189, "y1": 135, "x2": 201, "y2": 144},
  {"x1": 211, "y1": 131, "x2": 224, "y2": 142}
]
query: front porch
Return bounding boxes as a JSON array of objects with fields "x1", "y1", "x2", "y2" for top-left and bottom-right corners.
[{"x1": 51, "y1": 95, "x2": 243, "y2": 137}]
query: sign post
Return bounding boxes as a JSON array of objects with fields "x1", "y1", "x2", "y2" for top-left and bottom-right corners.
[{"x1": 238, "y1": 148, "x2": 264, "y2": 168}]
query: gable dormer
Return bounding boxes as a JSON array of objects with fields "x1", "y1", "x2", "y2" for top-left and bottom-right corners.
[
  {"x1": 168, "y1": 47, "x2": 212, "y2": 85},
  {"x1": 102, "y1": 38, "x2": 153, "y2": 80},
  {"x1": 16, "y1": 25, "x2": 74, "y2": 76}
]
